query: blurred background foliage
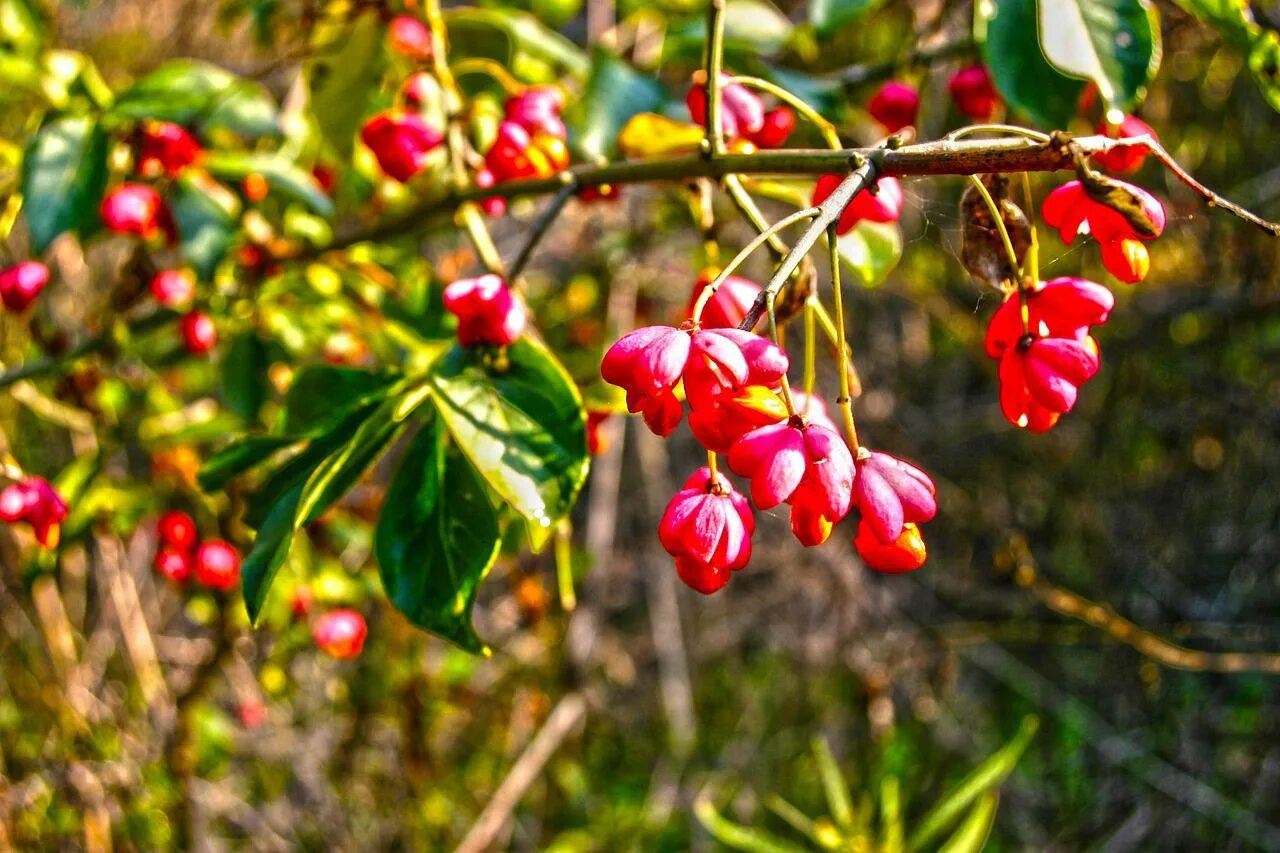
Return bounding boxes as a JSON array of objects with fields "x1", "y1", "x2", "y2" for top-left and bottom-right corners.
[{"x1": 2, "y1": 0, "x2": 1280, "y2": 849}]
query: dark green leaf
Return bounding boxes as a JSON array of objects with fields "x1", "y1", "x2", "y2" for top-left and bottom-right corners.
[
  {"x1": 198, "y1": 434, "x2": 297, "y2": 492},
  {"x1": 241, "y1": 481, "x2": 303, "y2": 625},
  {"x1": 307, "y1": 11, "x2": 386, "y2": 158},
  {"x1": 1035, "y1": 0, "x2": 1160, "y2": 113},
  {"x1": 280, "y1": 365, "x2": 402, "y2": 436},
  {"x1": 20, "y1": 116, "x2": 108, "y2": 252},
  {"x1": 243, "y1": 410, "x2": 370, "y2": 528},
  {"x1": 203, "y1": 151, "x2": 335, "y2": 217},
  {"x1": 429, "y1": 339, "x2": 588, "y2": 551},
  {"x1": 221, "y1": 332, "x2": 272, "y2": 422},
  {"x1": 293, "y1": 382, "x2": 431, "y2": 527},
  {"x1": 170, "y1": 173, "x2": 238, "y2": 281},
  {"x1": 374, "y1": 417, "x2": 500, "y2": 653},
  {"x1": 981, "y1": 0, "x2": 1086, "y2": 127},
  {"x1": 809, "y1": 0, "x2": 887, "y2": 37},
  {"x1": 566, "y1": 48, "x2": 666, "y2": 160},
  {"x1": 110, "y1": 60, "x2": 279, "y2": 137}
]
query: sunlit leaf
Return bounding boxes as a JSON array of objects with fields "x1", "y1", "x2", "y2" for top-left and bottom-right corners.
[
  {"x1": 837, "y1": 220, "x2": 901, "y2": 288},
  {"x1": 1035, "y1": 0, "x2": 1160, "y2": 113},
  {"x1": 110, "y1": 60, "x2": 279, "y2": 137},
  {"x1": 20, "y1": 116, "x2": 108, "y2": 251}
]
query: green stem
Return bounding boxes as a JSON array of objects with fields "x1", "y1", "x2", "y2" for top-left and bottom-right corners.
[
  {"x1": 704, "y1": 0, "x2": 727, "y2": 157},
  {"x1": 826, "y1": 223, "x2": 858, "y2": 449},
  {"x1": 727, "y1": 75, "x2": 842, "y2": 149},
  {"x1": 691, "y1": 207, "x2": 820, "y2": 322}
]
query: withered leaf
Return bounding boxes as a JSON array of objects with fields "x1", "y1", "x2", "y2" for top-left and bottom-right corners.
[
  {"x1": 960, "y1": 173, "x2": 1031, "y2": 288},
  {"x1": 1078, "y1": 168, "x2": 1161, "y2": 237}
]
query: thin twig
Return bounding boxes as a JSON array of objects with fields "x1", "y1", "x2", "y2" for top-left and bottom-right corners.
[
  {"x1": 507, "y1": 178, "x2": 578, "y2": 281},
  {"x1": 455, "y1": 692, "x2": 588, "y2": 853},
  {"x1": 739, "y1": 156, "x2": 879, "y2": 332}
]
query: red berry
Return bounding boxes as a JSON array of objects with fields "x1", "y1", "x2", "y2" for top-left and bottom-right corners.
[
  {"x1": 400, "y1": 71, "x2": 438, "y2": 111},
  {"x1": 601, "y1": 325, "x2": 789, "y2": 437},
  {"x1": 387, "y1": 15, "x2": 432, "y2": 59},
  {"x1": 728, "y1": 421, "x2": 854, "y2": 543},
  {"x1": 441, "y1": 275, "x2": 526, "y2": 347},
  {"x1": 153, "y1": 548, "x2": 193, "y2": 583},
  {"x1": 948, "y1": 64, "x2": 1000, "y2": 121},
  {"x1": 854, "y1": 520, "x2": 927, "y2": 573},
  {"x1": 749, "y1": 107, "x2": 795, "y2": 149},
  {"x1": 157, "y1": 510, "x2": 198, "y2": 550},
  {"x1": 237, "y1": 697, "x2": 268, "y2": 729},
  {"x1": 0, "y1": 477, "x2": 68, "y2": 549},
  {"x1": 997, "y1": 335, "x2": 1101, "y2": 432},
  {"x1": 360, "y1": 111, "x2": 443, "y2": 183},
  {"x1": 504, "y1": 86, "x2": 567, "y2": 139},
  {"x1": 149, "y1": 269, "x2": 195, "y2": 308},
  {"x1": 659, "y1": 467, "x2": 754, "y2": 594},
  {"x1": 101, "y1": 184, "x2": 176, "y2": 244},
  {"x1": 586, "y1": 410, "x2": 611, "y2": 455},
  {"x1": 137, "y1": 122, "x2": 201, "y2": 178},
  {"x1": 687, "y1": 268, "x2": 760, "y2": 329},
  {"x1": 194, "y1": 539, "x2": 241, "y2": 591},
  {"x1": 0, "y1": 261, "x2": 50, "y2": 312},
  {"x1": 1042, "y1": 179, "x2": 1165, "y2": 283},
  {"x1": 312, "y1": 163, "x2": 338, "y2": 195},
  {"x1": 1094, "y1": 114, "x2": 1157, "y2": 174},
  {"x1": 312, "y1": 609, "x2": 368, "y2": 659},
  {"x1": 289, "y1": 584, "x2": 314, "y2": 620},
  {"x1": 687, "y1": 384, "x2": 787, "y2": 455},
  {"x1": 686, "y1": 71, "x2": 765, "y2": 141},
  {"x1": 180, "y1": 311, "x2": 217, "y2": 354},
  {"x1": 812, "y1": 175, "x2": 904, "y2": 235},
  {"x1": 868, "y1": 81, "x2": 920, "y2": 133},
  {"x1": 852, "y1": 451, "x2": 937, "y2": 546}
]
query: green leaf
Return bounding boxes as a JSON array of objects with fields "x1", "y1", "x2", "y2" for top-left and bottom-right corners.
[
  {"x1": 1035, "y1": 0, "x2": 1160, "y2": 112},
  {"x1": 198, "y1": 434, "x2": 297, "y2": 492},
  {"x1": 566, "y1": 47, "x2": 666, "y2": 160},
  {"x1": 306, "y1": 11, "x2": 386, "y2": 159},
  {"x1": 374, "y1": 417, "x2": 500, "y2": 653},
  {"x1": 243, "y1": 410, "x2": 370, "y2": 528},
  {"x1": 981, "y1": 0, "x2": 1087, "y2": 127},
  {"x1": 938, "y1": 792, "x2": 1000, "y2": 853},
  {"x1": 279, "y1": 365, "x2": 402, "y2": 437},
  {"x1": 292, "y1": 382, "x2": 430, "y2": 528},
  {"x1": 170, "y1": 173, "x2": 238, "y2": 281},
  {"x1": 907, "y1": 715, "x2": 1038, "y2": 851},
  {"x1": 668, "y1": 0, "x2": 795, "y2": 57},
  {"x1": 1, "y1": 0, "x2": 45, "y2": 58},
  {"x1": 692, "y1": 794, "x2": 811, "y2": 853},
  {"x1": 446, "y1": 8, "x2": 589, "y2": 78},
  {"x1": 1170, "y1": 0, "x2": 1253, "y2": 46},
  {"x1": 20, "y1": 116, "x2": 108, "y2": 252},
  {"x1": 241, "y1": 480, "x2": 304, "y2": 625},
  {"x1": 110, "y1": 60, "x2": 279, "y2": 137},
  {"x1": 1247, "y1": 29, "x2": 1280, "y2": 112},
  {"x1": 221, "y1": 332, "x2": 272, "y2": 422},
  {"x1": 429, "y1": 339, "x2": 588, "y2": 551},
  {"x1": 809, "y1": 0, "x2": 887, "y2": 37},
  {"x1": 203, "y1": 151, "x2": 335, "y2": 217},
  {"x1": 836, "y1": 221, "x2": 901, "y2": 287}
]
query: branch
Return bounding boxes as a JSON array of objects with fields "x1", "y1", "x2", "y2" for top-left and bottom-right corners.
[{"x1": 737, "y1": 156, "x2": 879, "y2": 332}]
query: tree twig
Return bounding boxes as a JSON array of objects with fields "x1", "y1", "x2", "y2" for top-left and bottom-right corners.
[
  {"x1": 455, "y1": 692, "x2": 588, "y2": 853},
  {"x1": 506, "y1": 178, "x2": 578, "y2": 281}
]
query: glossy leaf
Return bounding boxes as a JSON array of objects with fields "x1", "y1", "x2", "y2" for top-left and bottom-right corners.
[
  {"x1": 837, "y1": 221, "x2": 901, "y2": 288},
  {"x1": 567, "y1": 47, "x2": 666, "y2": 160},
  {"x1": 279, "y1": 365, "x2": 403, "y2": 437},
  {"x1": 20, "y1": 116, "x2": 108, "y2": 251},
  {"x1": 429, "y1": 339, "x2": 588, "y2": 551},
  {"x1": 374, "y1": 417, "x2": 500, "y2": 653},
  {"x1": 981, "y1": 0, "x2": 1086, "y2": 127},
  {"x1": 1035, "y1": 0, "x2": 1160, "y2": 112},
  {"x1": 110, "y1": 60, "x2": 279, "y2": 137},
  {"x1": 203, "y1": 151, "x2": 335, "y2": 216},
  {"x1": 446, "y1": 8, "x2": 589, "y2": 77},
  {"x1": 198, "y1": 434, "x2": 297, "y2": 492},
  {"x1": 292, "y1": 383, "x2": 430, "y2": 528},
  {"x1": 241, "y1": 481, "x2": 304, "y2": 625}
]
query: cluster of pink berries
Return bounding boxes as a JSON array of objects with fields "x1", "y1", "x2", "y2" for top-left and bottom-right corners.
[
  {"x1": 601, "y1": 289, "x2": 938, "y2": 592},
  {"x1": 152, "y1": 510, "x2": 242, "y2": 591},
  {"x1": 686, "y1": 72, "x2": 796, "y2": 151},
  {"x1": 0, "y1": 476, "x2": 69, "y2": 548}
]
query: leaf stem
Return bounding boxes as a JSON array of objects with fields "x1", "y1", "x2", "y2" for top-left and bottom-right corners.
[
  {"x1": 826, "y1": 223, "x2": 858, "y2": 450},
  {"x1": 691, "y1": 206, "x2": 820, "y2": 322}
]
